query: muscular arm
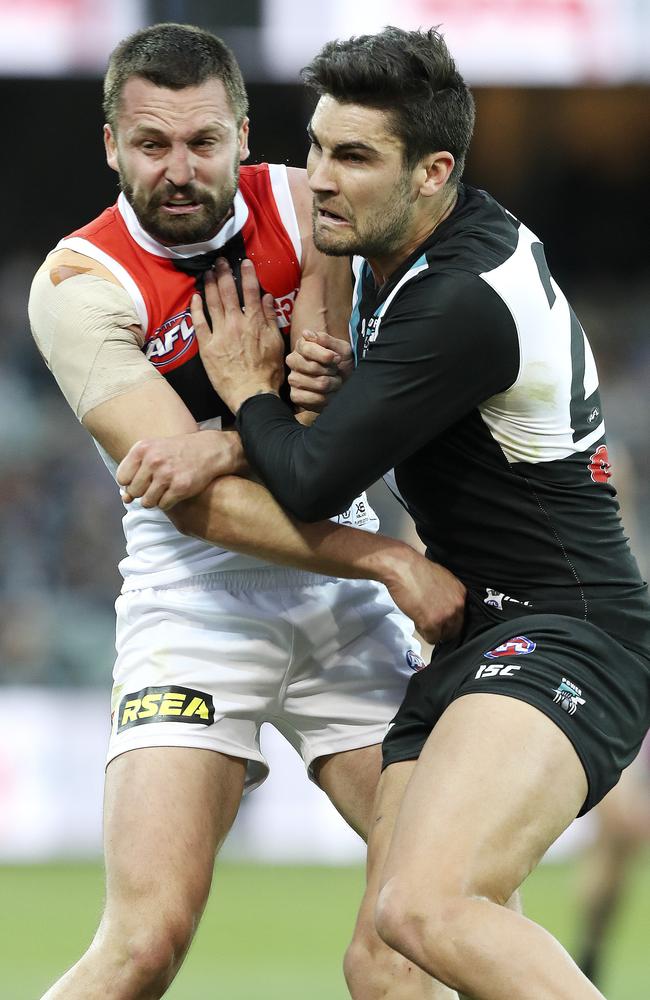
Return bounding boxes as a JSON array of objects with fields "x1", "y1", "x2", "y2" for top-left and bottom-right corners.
[
  {"x1": 29, "y1": 249, "x2": 465, "y2": 640},
  {"x1": 172, "y1": 475, "x2": 466, "y2": 643},
  {"x1": 286, "y1": 167, "x2": 352, "y2": 424},
  {"x1": 286, "y1": 166, "x2": 352, "y2": 349}
]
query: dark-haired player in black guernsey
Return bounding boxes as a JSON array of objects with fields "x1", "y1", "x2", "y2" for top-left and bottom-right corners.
[
  {"x1": 228, "y1": 179, "x2": 650, "y2": 764},
  {"x1": 141, "y1": 27, "x2": 649, "y2": 1000}
]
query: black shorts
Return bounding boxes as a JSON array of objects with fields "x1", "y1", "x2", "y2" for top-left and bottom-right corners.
[{"x1": 382, "y1": 604, "x2": 650, "y2": 815}]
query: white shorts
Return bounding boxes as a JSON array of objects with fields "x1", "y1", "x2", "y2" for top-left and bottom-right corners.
[{"x1": 108, "y1": 569, "x2": 420, "y2": 790}]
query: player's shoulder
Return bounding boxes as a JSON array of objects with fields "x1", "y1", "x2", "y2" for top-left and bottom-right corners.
[
  {"x1": 34, "y1": 248, "x2": 122, "y2": 288},
  {"x1": 240, "y1": 162, "x2": 308, "y2": 203},
  {"x1": 424, "y1": 186, "x2": 522, "y2": 278},
  {"x1": 395, "y1": 263, "x2": 519, "y2": 343}
]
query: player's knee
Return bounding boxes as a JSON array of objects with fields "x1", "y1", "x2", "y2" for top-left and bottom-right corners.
[
  {"x1": 343, "y1": 929, "x2": 385, "y2": 996},
  {"x1": 374, "y1": 879, "x2": 463, "y2": 985},
  {"x1": 343, "y1": 935, "x2": 372, "y2": 996},
  {"x1": 374, "y1": 878, "x2": 426, "y2": 957},
  {"x1": 344, "y1": 920, "x2": 418, "y2": 999},
  {"x1": 131, "y1": 921, "x2": 193, "y2": 989},
  {"x1": 101, "y1": 911, "x2": 196, "y2": 992}
]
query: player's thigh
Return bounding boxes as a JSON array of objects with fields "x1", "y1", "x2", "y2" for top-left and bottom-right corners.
[
  {"x1": 102, "y1": 746, "x2": 246, "y2": 920},
  {"x1": 381, "y1": 693, "x2": 588, "y2": 905},
  {"x1": 314, "y1": 742, "x2": 385, "y2": 841},
  {"x1": 362, "y1": 762, "x2": 417, "y2": 906}
]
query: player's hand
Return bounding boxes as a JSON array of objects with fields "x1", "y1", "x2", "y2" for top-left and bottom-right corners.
[
  {"x1": 287, "y1": 331, "x2": 354, "y2": 412},
  {"x1": 381, "y1": 548, "x2": 466, "y2": 645},
  {"x1": 191, "y1": 258, "x2": 285, "y2": 413},
  {"x1": 116, "y1": 430, "x2": 246, "y2": 510}
]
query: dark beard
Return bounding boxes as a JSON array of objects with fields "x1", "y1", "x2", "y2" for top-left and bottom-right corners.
[
  {"x1": 120, "y1": 168, "x2": 239, "y2": 246},
  {"x1": 312, "y1": 210, "x2": 412, "y2": 259},
  {"x1": 312, "y1": 177, "x2": 413, "y2": 260}
]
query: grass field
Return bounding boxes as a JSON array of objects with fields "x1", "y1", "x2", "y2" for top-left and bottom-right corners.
[{"x1": 1, "y1": 856, "x2": 648, "y2": 998}]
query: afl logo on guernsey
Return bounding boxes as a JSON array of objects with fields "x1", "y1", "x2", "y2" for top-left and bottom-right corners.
[
  {"x1": 274, "y1": 289, "x2": 297, "y2": 329},
  {"x1": 484, "y1": 636, "x2": 536, "y2": 659},
  {"x1": 406, "y1": 649, "x2": 426, "y2": 671},
  {"x1": 145, "y1": 309, "x2": 197, "y2": 372}
]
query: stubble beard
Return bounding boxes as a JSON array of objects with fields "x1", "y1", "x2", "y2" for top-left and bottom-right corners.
[
  {"x1": 119, "y1": 159, "x2": 240, "y2": 246},
  {"x1": 312, "y1": 176, "x2": 414, "y2": 260}
]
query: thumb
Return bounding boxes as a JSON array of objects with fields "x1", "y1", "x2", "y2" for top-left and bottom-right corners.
[{"x1": 306, "y1": 330, "x2": 351, "y2": 362}]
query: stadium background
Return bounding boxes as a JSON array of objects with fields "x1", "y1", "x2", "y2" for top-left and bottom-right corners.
[{"x1": 0, "y1": 1, "x2": 648, "y2": 996}]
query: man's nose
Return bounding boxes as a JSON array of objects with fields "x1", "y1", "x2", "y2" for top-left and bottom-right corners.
[
  {"x1": 307, "y1": 154, "x2": 337, "y2": 194},
  {"x1": 165, "y1": 146, "x2": 195, "y2": 188}
]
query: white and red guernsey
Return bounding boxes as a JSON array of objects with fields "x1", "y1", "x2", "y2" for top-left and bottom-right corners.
[{"x1": 57, "y1": 163, "x2": 378, "y2": 589}]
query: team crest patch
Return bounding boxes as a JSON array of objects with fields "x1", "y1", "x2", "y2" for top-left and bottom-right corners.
[
  {"x1": 484, "y1": 636, "x2": 536, "y2": 659},
  {"x1": 484, "y1": 588, "x2": 532, "y2": 610},
  {"x1": 406, "y1": 649, "x2": 426, "y2": 671},
  {"x1": 552, "y1": 678, "x2": 586, "y2": 715},
  {"x1": 588, "y1": 445, "x2": 611, "y2": 484}
]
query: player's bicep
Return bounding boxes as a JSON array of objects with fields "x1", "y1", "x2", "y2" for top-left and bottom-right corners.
[
  {"x1": 29, "y1": 260, "x2": 197, "y2": 462},
  {"x1": 291, "y1": 254, "x2": 352, "y2": 350},
  {"x1": 286, "y1": 165, "x2": 352, "y2": 349},
  {"x1": 82, "y1": 380, "x2": 197, "y2": 464}
]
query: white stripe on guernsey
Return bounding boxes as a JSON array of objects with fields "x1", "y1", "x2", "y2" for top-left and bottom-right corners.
[
  {"x1": 377, "y1": 255, "x2": 428, "y2": 318},
  {"x1": 365, "y1": 255, "x2": 429, "y2": 348},
  {"x1": 478, "y1": 223, "x2": 604, "y2": 465},
  {"x1": 54, "y1": 236, "x2": 149, "y2": 334},
  {"x1": 352, "y1": 256, "x2": 365, "y2": 281},
  {"x1": 116, "y1": 191, "x2": 250, "y2": 258},
  {"x1": 267, "y1": 163, "x2": 302, "y2": 265}
]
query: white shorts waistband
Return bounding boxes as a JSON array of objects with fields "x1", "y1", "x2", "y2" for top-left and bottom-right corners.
[{"x1": 150, "y1": 568, "x2": 340, "y2": 593}]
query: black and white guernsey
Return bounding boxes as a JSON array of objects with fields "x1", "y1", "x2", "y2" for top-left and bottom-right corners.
[{"x1": 237, "y1": 185, "x2": 650, "y2": 655}]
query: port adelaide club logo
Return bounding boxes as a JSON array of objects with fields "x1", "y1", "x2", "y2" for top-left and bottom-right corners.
[{"x1": 552, "y1": 678, "x2": 586, "y2": 716}]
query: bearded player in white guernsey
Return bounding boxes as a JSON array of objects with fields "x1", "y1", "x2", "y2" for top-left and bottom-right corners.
[
  {"x1": 28, "y1": 23, "x2": 466, "y2": 1000},
  {"x1": 159, "y1": 26, "x2": 650, "y2": 1000}
]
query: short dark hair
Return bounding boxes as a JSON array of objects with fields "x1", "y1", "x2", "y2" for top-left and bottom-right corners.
[
  {"x1": 302, "y1": 26, "x2": 474, "y2": 183},
  {"x1": 103, "y1": 22, "x2": 248, "y2": 130}
]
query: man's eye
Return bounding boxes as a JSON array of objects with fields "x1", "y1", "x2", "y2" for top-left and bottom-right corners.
[{"x1": 141, "y1": 141, "x2": 161, "y2": 152}]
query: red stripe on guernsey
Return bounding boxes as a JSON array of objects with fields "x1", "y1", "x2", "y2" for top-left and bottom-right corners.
[{"x1": 66, "y1": 165, "x2": 301, "y2": 375}]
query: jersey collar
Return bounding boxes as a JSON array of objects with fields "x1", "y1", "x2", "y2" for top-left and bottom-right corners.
[{"x1": 117, "y1": 190, "x2": 249, "y2": 259}]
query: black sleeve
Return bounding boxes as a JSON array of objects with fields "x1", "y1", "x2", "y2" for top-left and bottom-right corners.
[{"x1": 236, "y1": 270, "x2": 520, "y2": 521}]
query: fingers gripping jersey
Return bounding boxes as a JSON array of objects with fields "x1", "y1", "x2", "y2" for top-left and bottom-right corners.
[
  {"x1": 55, "y1": 164, "x2": 379, "y2": 589},
  {"x1": 60, "y1": 165, "x2": 301, "y2": 425}
]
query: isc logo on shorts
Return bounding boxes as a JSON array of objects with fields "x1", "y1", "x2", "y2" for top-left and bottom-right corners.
[{"x1": 117, "y1": 685, "x2": 215, "y2": 733}]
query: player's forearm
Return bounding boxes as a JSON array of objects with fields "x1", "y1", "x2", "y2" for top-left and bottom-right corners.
[{"x1": 169, "y1": 474, "x2": 414, "y2": 586}]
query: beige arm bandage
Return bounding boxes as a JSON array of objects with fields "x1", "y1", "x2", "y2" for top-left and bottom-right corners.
[{"x1": 28, "y1": 269, "x2": 164, "y2": 420}]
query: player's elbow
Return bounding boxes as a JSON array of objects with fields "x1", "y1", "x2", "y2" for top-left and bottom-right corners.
[{"x1": 167, "y1": 498, "x2": 200, "y2": 537}]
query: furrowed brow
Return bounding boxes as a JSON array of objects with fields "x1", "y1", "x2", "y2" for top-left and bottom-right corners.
[
  {"x1": 332, "y1": 141, "x2": 379, "y2": 158},
  {"x1": 307, "y1": 122, "x2": 379, "y2": 159},
  {"x1": 130, "y1": 123, "x2": 226, "y2": 141},
  {"x1": 130, "y1": 124, "x2": 168, "y2": 140}
]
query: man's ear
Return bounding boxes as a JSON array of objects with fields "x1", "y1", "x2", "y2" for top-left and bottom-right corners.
[
  {"x1": 239, "y1": 118, "x2": 251, "y2": 162},
  {"x1": 418, "y1": 151, "x2": 455, "y2": 197},
  {"x1": 104, "y1": 124, "x2": 119, "y2": 173}
]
